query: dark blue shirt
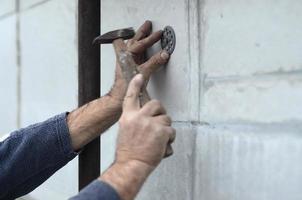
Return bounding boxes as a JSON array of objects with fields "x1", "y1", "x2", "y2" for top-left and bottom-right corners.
[{"x1": 0, "y1": 113, "x2": 120, "y2": 200}]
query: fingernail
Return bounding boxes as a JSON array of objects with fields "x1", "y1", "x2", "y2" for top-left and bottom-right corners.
[{"x1": 161, "y1": 50, "x2": 170, "y2": 60}]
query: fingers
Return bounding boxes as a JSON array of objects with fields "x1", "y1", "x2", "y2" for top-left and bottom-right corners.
[
  {"x1": 163, "y1": 127, "x2": 176, "y2": 158},
  {"x1": 133, "y1": 20, "x2": 152, "y2": 41},
  {"x1": 154, "y1": 115, "x2": 172, "y2": 126},
  {"x1": 123, "y1": 74, "x2": 144, "y2": 111},
  {"x1": 138, "y1": 50, "x2": 170, "y2": 79},
  {"x1": 168, "y1": 127, "x2": 176, "y2": 143},
  {"x1": 164, "y1": 144, "x2": 174, "y2": 158},
  {"x1": 162, "y1": 126, "x2": 176, "y2": 143},
  {"x1": 113, "y1": 39, "x2": 127, "y2": 55},
  {"x1": 140, "y1": 100, "x2": 166, "y2": 116},
  {"x1": 128, "y1": 30, "x2": 163, "y2": 54}
]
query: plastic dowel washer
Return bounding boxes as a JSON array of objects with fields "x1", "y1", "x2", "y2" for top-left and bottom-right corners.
[{"x1": 161, "y1": 26, "x2": 176, "y2": 55}]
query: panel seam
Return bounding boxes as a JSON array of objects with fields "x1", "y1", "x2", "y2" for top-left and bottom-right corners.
[{"x1": 16, "y1": 0, "x2": 21, "y2": 129}]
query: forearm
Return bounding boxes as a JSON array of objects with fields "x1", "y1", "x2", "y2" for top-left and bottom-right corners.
[
  {"x1": 68, "y1": 94, "x2": 122, "y2": 151},
  {"x1": 100, "y1": 161, "x2": 153, "y2": 200}
]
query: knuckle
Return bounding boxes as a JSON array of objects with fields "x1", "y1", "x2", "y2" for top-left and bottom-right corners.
[
  {"x1": 137, "y1": 40, "x2": 146, "y2": 48},
  {"x1": 146, "y1": 99, "x2": 160, "y2": 109},
  {"x1": 124, "y1": 92, "x2": 135, "y2": 100},
  {"x1": 164, "y1": 115, "x2": 172, "y2": 124},
  {"x1": 151, "y1": 99, "x2": 161, "y2": 107},
  {"x1": 119, "y1": 113, "x2": 139, "y2": 126},
  {"x1": 151, "y1": 55, "x2": 162, "y2": 65},
  {"x1": 140, "y1": 28, "x2": 148, "y2": 36},
  {"x1": 159, "y1": 115, "x2": 171, "y2": 125},
  {"x1": 167, "y1": 127, "x2": 176, "y2": 138},
  {"x1": 127, "y1": 39, "x2": 134, "y2": 47},
  {"x1": 166, "y1": 127, "x2": 173, "y2": 135},
  {"x1": 137, "y1": 67, "x2": 150, "y2": 79}
]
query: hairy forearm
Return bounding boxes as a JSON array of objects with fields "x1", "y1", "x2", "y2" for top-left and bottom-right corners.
[
  {"x1": 67, "y1": 95, "x2": 122, "y2": 151},
  {"x1": 100, "y1": 161, "x2": 153, "y2": 200}
]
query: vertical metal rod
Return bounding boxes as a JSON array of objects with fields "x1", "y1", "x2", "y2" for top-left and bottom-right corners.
[{"x1": 78, "y1": 0, "x2": 101, "y2": 190}]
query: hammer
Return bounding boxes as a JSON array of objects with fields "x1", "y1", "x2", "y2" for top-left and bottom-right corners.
[{"x1": 94, "y1": 27, "x2": 174, "y2": 157}]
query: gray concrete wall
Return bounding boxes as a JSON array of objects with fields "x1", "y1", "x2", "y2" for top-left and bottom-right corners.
[
  {"x1": 101, "y1": 0, "x2": 302, "y2": 200},
  {"x1": 0, "y1": 0, "x2": 78, "y2": 199},
  {"x1": 1, "y1": 0, "x2": 302, "y2": 199}
]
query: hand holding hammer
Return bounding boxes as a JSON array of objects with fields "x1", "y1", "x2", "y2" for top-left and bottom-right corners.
[{"x1": 94, "y1": 21, "x2": 174, "y2": 157}]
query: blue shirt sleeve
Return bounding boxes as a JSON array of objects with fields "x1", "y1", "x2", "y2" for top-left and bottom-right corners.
[
  {"x1": 0, "y1": 113, "x2": 120, "y2": 200},
  {"x1": 0, "y1": 113, "x2": 78, "y2": 200},
  {"x1": 70, "y1": 180, "x2": 121, "y2": 200}
]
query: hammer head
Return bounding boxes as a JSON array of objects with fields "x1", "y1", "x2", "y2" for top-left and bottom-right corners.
[{"x1": 93, "y1": 27, "x2": 135, "y2": 44}]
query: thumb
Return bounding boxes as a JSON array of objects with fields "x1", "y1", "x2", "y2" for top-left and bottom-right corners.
[{"x1": 123, "y1": 74, "x2": 144, "y2": 111}]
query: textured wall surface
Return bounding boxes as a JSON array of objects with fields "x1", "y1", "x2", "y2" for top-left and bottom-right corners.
[
  {"x1": 0, "y1": 0, "x2": 78, "y2": 199},
  {"x1": 1, "y1": 0, "x2": 302, "y2": 199},
  {"x1": 0, "y1": 13, "x2": 18, "y2": 136},
  {"x1": 101, "y1": 0, "x2": 302, "y2": 200}
]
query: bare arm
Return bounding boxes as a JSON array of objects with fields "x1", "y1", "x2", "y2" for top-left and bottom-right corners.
[
  {"x1": 100, "y1": 75, "x2": 175, "y2": 200},
  {"x1": 67, "y1": 95, "x2": 122, "y2": 151},
  {"x1": 68, "y1": 21, "x2": 170, "y2": 151}
]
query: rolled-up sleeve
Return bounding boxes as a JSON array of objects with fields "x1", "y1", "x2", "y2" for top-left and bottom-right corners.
[
  {"x1": 0, "y1": 113, "x2": 77, "y2": 200},
  {"x1": 70, "y1": 180, "x2": 120, "y2": 200}
]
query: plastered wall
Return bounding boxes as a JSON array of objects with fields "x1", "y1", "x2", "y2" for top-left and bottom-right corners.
[
  {"x1": 0, "y1": 0, "x2": 78, "y2": 199},
  {"x1": 1, "y1": 0, "x2": 302, "y2": 199},
  {"x1": 101, "y1": 0, "x2": 302, "y2": 200}
]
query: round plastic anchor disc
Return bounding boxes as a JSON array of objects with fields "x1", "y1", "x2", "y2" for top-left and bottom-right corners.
[{"x1": 161, "y1": 26, "x2": 176, "y2": 55}]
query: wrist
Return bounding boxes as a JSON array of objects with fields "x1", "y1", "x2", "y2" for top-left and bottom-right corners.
[
  {"x1": 108, "y1": 81, "x2": 127, "y2": 105},
  {"x1": 107, "y1": 91, "x2": 123, "y2": 108},
  {"x1": 100, "y1": 160, "x2": 153, "y2": 200},
  {"x1": 68, "y1": 95, "x2": 122, "y2": 151}
]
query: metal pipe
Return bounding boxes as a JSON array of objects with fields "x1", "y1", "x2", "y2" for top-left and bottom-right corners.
[{"x1": 78, "y1": 0, "x2": 101, "y2": 190}]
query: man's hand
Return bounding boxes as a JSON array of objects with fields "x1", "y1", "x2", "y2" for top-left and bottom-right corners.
[
  {"x1": 109, "y1": 21, "x2": 170, "y2": 104},
  {"x1": 68, "y1": 21, "x2": 169, "y2": 151},
  {"x1": 117, "y1": 74, "x2": 175, "y2": 168},
  {"x1": 101, "y1": 74, "x2": 176, "y2": 200}
]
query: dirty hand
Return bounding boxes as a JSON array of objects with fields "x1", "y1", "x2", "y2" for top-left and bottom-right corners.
[
  {"x1": 109, "y1": 20, "x2": 170, "y2": 103},
  {"x1": 101, "y1": 74, "x2": 176, "y2": 200},
  {"x1": 116, "y1": 74, "x2": 176, "y2": 168}
]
